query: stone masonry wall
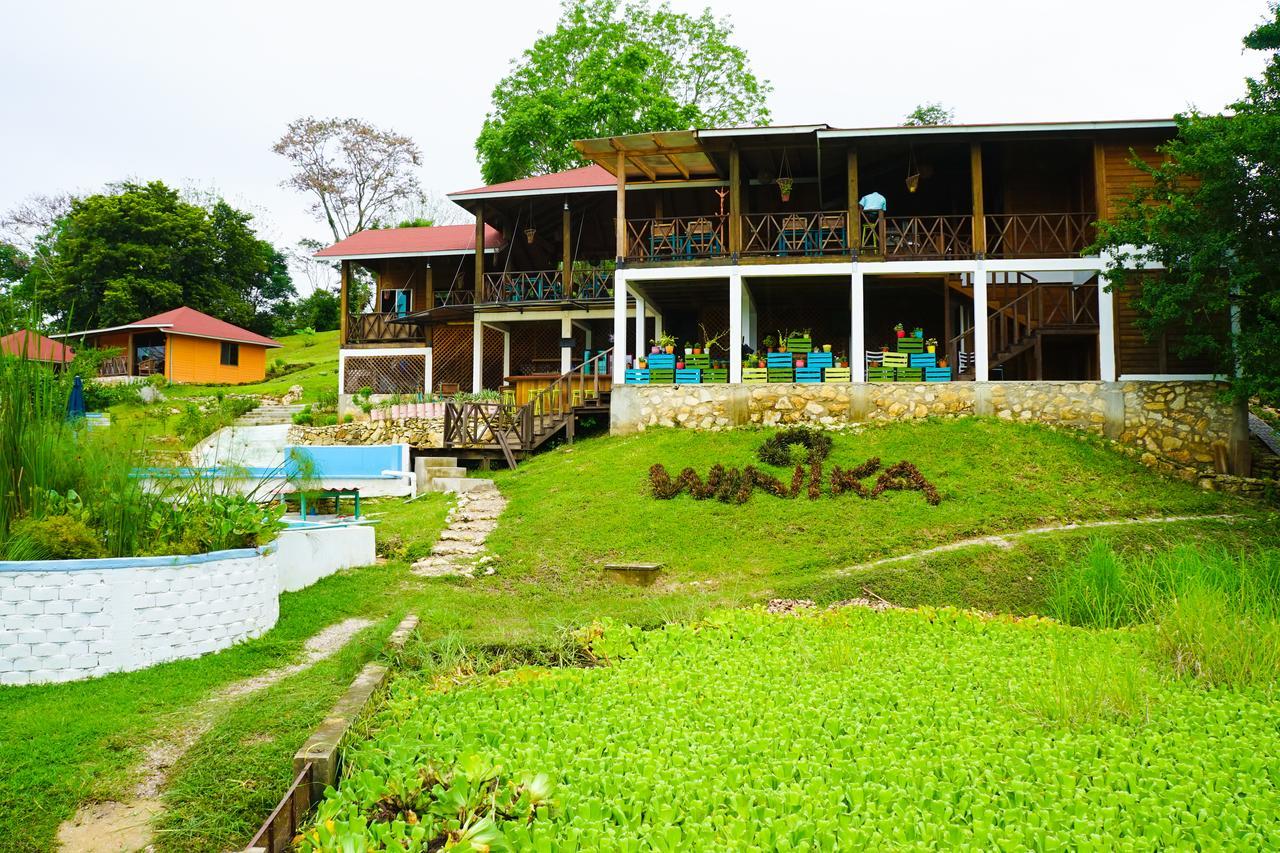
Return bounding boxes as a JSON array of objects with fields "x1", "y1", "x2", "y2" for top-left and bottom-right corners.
[
  {"x1": 290, "y1": 418, "x2": 444, "y2": 449},
  {"x1": 610, "y1": 381, "x2": 1247, "y2": 478}
]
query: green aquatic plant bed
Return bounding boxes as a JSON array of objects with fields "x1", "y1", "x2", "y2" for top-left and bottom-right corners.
[{"x1": 309, "y1": 609, "x2": 1280, "y2": 850}]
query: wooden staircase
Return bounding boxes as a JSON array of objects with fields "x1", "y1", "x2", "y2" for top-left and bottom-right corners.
[{"x1": 441, "y1": 349, "x2": 613, "y2": 468}]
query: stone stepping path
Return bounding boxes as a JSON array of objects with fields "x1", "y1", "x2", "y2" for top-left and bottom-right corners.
[{"x1": 412, "y1": 481, "x2": 506, "y2": 578}]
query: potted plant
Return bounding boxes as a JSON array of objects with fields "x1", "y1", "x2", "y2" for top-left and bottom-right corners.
[
  {"x1": 655, "y1": 333, "x2": 676, "y2": 354},
  {"x1": 913, "y1": 327, "x2": 924, "y2": 339},
  {"x1": 822, "y1": 343, "x2": 833, "y2": 353},
  {"x1": 837, "y1": 354, "x2": 849, "y2": 368},
  {"x1": 894, "y1": 323, "x2": 905, "y2": 339},
  {"x1": 637, "y1": 356, "x2": 648, "y2": 368},
  {"x1": 776, "y1": 330, "x2": 789, "y2": 353},
  {"x1": 925, "y1": 337, "x2": 938, "y2": 354},
  {"x1": 649, "y1": 342, "x2": 661, "y2": 354},
  {"x1": 880, "y1": 345, "x2": 890, "y2": 353},
  {"x1": 699, "y1": 324, "x2": 728, "y2": 357},
  {"x1": 690, "y1": 343, "x2": 703, "y2": 355},
  {"x1": 756, "y1": 354, "x2": 766, "y2": 368},
  {"x1": 762, "y1": 334, "x2": 777, "y2": 353},
  {"x1": 777, "y1": 176, "x2": 794, "y2": 202},
  {"x1": 676, "y1": 358, "x2": 685, "y2": 370},
  {"x1": 937, "y1": 356, "x2": 949, "y2": 368},
  {"x1": 795, "y1": 356, "x2": 806, "y2": 368}
]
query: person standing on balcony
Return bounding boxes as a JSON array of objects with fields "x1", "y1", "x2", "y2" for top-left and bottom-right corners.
[
  {"x1": 858, "y1": 190, "x2": 887, "y2": 214},
  {"x1": 858, "y1": 191, "x2": 887, "y2": 253}
]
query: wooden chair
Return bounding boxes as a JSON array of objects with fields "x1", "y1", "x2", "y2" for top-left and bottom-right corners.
[
  {"x1": 439, "y1": 382, "x2": 460, "y2": 396},
  {"x1": 865, "y1": 350, "x2": 885, "y2": 366},
  {"x1": 649, "y1": 221, "x2": 678, "y2": 258},
  {"x1": 684, "y1": 218, "x2": 722, "y2": 257},
  {"x1": 818, "y1": 214, "x2": 848, "y2": 253},
  {"x1": 778, "y1": 214, "x2": 809, "y2": 255}
]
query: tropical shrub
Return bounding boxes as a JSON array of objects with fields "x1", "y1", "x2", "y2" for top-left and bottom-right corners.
[{"x1": 7, "y1": 514, "x2": 106, "y2": 560}]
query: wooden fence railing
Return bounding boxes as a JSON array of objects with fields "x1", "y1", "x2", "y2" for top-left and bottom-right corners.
[
  {"x1": 482, "y1": 270, "x2": 564, "y2": 303},
  {"x1": 986, "y1": 212, "x2": 1096, "y2": 258},
  {"x1": 346, "y1": 312, "x2": 425, "y2": 345},
  {"x1": 626, "y1": 216, "x2": 727, "y2": 262},
  {"x1": 742, "y1": 211, "x2": 849, "y2": 256}
]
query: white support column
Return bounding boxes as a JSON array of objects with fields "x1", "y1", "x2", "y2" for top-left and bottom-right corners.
[
  {"x1": 744, "y1": 281, "x2": 758, "y2": 349},
  {"x1": 653, "y1": 310, "x2": 664, "y2": 344},
  {"x1": 1098, "y1": 269, "x2": 1117, "y2": 382},
  {"x1": 502, "y1": 330, "x2": 511, "y2": 380},
  {"x1": 560, "y1": 316, "x2": 572, "y2": 373},
  {"x1": 851, "y1": 263, "x2": 865, "y2": 382},
  {"x1": 424, "y1": 347, "x2": 433, "y2": 396},
  {"x1": 612, "y1": 270, "x2": 628, "y2": 383},
  {"x1": 633, "y1": 293, "x2": 646, "y2": 368},
  {"x1": 729, "y1": 271, "x2": 744, "y2": 384},
  {"x1": 471, "y1": 314, "x2": 484, "y2": 392},
  {"x1": 973, "y1": 259, "x2": 989, "y2": 381}
]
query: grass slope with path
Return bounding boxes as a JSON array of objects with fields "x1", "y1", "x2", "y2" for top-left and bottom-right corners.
[{"x1": 0, "y1": 419, "x2": 1274, "y2": 850}]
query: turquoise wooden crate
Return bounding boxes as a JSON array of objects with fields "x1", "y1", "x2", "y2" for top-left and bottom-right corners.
[
  {"x1": 866, "y1": 367, "x2": 896, "y2": 381},
  {"x1": 767, "y1": 368, "x2": 794, "y2": 383},
  {"x1": 785, "y1": 337, "x2": 813, "y2": 354},
  {"x1": 909, "y1": 352, "x2": 937, "y2": 368},
  {"x1": 648, "y1": 369, "x2": 675, "y2": 383},
  {"x1": 766, "y1": 352, "x2": 794, "y2": 368},
  {"x1": 684, "y1": 354, "x2": 711, "y2": 368},
  {"x1": 896, "y1": 368, "x2": 924, "y2": 382},
  {"x1": 648, "y1": 353, "x2": 676, "y2": 369},
  {"x1": 795, "y1": 367, "x2": 823, "y2": 384},
  {"x1": 896, "y1": 338, "x2": 924, "y2": 354},
  {"x1": 823, "y1": 367, "x2": 852, "y2": 383},
  {"x1": 743, "y1": 367, "x2": 767, "y2": 384},
  {"x1": 703, "y1": 369, "x2": 728, "y2": 383},
  {"x1": 675, "y1": 368, "x2": 702, "y2": 384},
  {"x1": 624, "y1": 369, "x2": 650, "y2": 384},
  {"x1": 924, "y1": 367, "x2": 952, "y2": 382},
  {"x1": 806, "y1": 351, "x2": 834, "y2": 368}
]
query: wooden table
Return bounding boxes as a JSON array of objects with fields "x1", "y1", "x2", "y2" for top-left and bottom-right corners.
[{"x1": 503, "y1": 373, "x2": 613, "y2": 407}]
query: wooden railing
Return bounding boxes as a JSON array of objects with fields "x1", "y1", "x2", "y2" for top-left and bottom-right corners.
[
  {"x1": 570, "y1": 268, "x2": 614, "y2": 299},
  {"x1": 743, "y1": 211, "x2": 848, "y2": 256},
  {"x1": 948, "y1": 281, "x2": 1099, "y2": 373},
  {"x1": 435, "y1": 288, "x2": 475, "y2": 307},
  {"x1": 443, "y1": 348, "x2": 612, "y2": 468},
  {"x1": 626, "y1": 216, "x2": 727, "y2": 262},
  {"x1": 347, "y1": 312, "x2": 425, "y2": 344},
  {"x1": 866, "y1": 214, "x2": 974, "y2": 260},
  {"x1": 986, "y1": 213, "x2": 1096, "y2": 258},
  {"x1": 482, "y1": 270, "x2": 564, "y2": 303},
  {"x1": 97, "y1": 355, "x2": 129, "y2": 377}
]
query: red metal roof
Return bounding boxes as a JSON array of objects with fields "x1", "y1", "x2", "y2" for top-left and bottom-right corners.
[
  {"x1": 0, "y1": 331, "x2": 75, "y2": 363},
  {"x1": 449, "y1": 164, "x2": 615, "y2": 198},
  {"x1": 314, "y1": 223, "x2": 503, "y2": 259},
  {"x1": 127, "y1": 307, "x2": 281, "y2": 348}
]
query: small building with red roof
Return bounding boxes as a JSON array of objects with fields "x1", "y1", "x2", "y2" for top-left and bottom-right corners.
[
  {"x1": 55, "y1": 307, "x2": 281, "y2": 384},
  {"x1": 0, "y1": 331, "x2": 75, "y2": 366}
]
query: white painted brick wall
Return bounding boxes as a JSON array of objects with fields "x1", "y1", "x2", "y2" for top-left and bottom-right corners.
[{"x1": 0, "y1": 524, "x2": 373, "y2": 686}]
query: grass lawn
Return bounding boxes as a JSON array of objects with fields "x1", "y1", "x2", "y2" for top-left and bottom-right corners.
[{"x1": 0, "y1": 419, "x2": 1274, "y2": 851}]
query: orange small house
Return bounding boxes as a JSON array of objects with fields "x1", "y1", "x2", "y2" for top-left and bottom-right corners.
[{"x1": 62, "y1": 307, "x2": 281, "y2": 384}]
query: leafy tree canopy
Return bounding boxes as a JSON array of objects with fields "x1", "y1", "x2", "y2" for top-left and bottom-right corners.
[
  {"x1": 1094, "y1": 3, "x2": 1280, "y2": 400},
  {"x1": 903, "y1": 102, "x2": 955, "y2": 126},
  {"x1": 476, "y1": 0, "x2": 771, "y2": 184},
  {"x1": 25, "y1": 181, "x2": 294, "y2": 333}
]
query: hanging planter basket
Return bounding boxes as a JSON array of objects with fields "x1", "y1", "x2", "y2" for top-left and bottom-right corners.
[
  {"x1": 524, "y1": 226, "x2": 537, "y2": 244},
  {"x1": 777, "y1": 177, "x2": 793, "y2": 203}
]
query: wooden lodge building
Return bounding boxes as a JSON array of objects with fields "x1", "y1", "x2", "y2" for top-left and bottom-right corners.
[{"x1": 320, "y1": 118, "x2": 1218, "y2": 405}]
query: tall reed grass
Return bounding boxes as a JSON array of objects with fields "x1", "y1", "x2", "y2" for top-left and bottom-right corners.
[{"x1": 1051, "y1": 540, "x2": 1280, "y2": 688}]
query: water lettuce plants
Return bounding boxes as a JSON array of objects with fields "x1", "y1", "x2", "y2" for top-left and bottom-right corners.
[{"x1": 309, "y1": 608, "x2": 1280, "y2": 850}]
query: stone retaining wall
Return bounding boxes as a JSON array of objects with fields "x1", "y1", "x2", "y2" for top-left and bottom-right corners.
[
  {"x1": 290, "y1": 418, "x2": 444, "y2": 449},
  {"x1": 610, "y1": 381, "x2": 1250, "y2": 476}
]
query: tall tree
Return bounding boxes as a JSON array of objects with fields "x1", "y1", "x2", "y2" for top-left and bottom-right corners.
[
  {"x1": 274, "y1": 117, "x2": 424, "y2": 242},
  {"x1": 903, "y1": 102, "x2": 955, "y2": 126},
  {"x1": 28, "y1": 181, "x2": 293, "y2": 331},
  {"x1": 476, "y1": 0, "x2": 771, "y2": 184},
  {"x1": 1093, "y1": 3, "x2": 1280, "y2": 400}
]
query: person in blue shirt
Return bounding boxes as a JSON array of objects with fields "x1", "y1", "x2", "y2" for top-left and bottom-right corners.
[{"x1": 858, "y1": 191, "x2": 887, "y2": 213}]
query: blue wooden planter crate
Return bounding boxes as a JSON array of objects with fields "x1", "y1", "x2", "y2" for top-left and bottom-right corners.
[
  {"x1": 785, "y1": 337, "x2": 813, "y2": 354},
  {"x1": 684, "y1": 354, "x2": 711, "y2": 368},
  {"x1": 767, "y1": 368, "x2": 794, "y2": 383},
  {"x1": 795, "y1": 367, "x2": 823, "y2": 384},
  {"x1": 675, "y1": 368, "x2": 702, "y2": 384},
  {"x1": 703, "y1": 369, "x2": 728, "y2": 383},
  {"x1": 909, "y1": 352, "x2": 937, "y2": 368},
  {"x1": 766, "y1": 352, "x2": 794, "y2": 369},
  {"x1": 743, "y1": 367, "x2": 767, "y2": 384},
  {"x1": 624, "y1": 369, "x2": 650, "y2": 384},
  {"x1": 823, "y1": 367, "x2": 852, "y2": 382},
  {"x1": 648, "y1": 353, "x2": 676, "y2": 369},
  {"x1": 896, "y1": 368, "x2": 924, "y2": 382},
  {"x1": 896, "y1": 338, "x2": 924, "y2": 354},
  {"x1": 648, "y1": 369, "x2": 675, "y2": 383},
  {"x1": 806, "y1": 351, "x2": 834, "y2": 368},
  {"x1": 866, "y1": 367, "x2": 896, "y2": 381},
  {"x1": 924, "y1": 367, "x2": 953, "y2": 382}
]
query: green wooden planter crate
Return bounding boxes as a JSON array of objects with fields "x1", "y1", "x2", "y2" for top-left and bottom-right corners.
[
  {"x1": 785, "y1": 336, "x2": 814, "y2": 354},
  {"x1": 743, "y1": 368, "x2": 767, "y2": 384},
  {"x1": 683, "y1": 354, "x2": 711, "y2": 368},
  {"x1": 648, "y1": 369, "x2": 675, "y2": 383},
  {"x1": 867, "y1": 367, "x2": 896, "y2": 381},
  {"x1": 896, "y1": 367, "x2": 924, "y2": 382},
  {"x1": 896, "y1": 338, "x2": 924, "y2": 354},
  {"x1": 767, "y1": 368, "x2": 795, "y2": 383},
  {"x1": 703, "y1": 369, "x2": 728, "y2": 383}
]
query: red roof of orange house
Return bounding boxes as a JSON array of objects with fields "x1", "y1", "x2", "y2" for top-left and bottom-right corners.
[
  {"x1": 0, "y1": 330, "x2": 75, "y2": 363},
  {"x1": 314, "y1": 223, "x2": 503, "y2": 259},
  {"x1": 57, "y1": 307, "x2": 281, "y2": 348},
  {"x1": 448, "y1": 164, "x2": 615, "y2": 199}
]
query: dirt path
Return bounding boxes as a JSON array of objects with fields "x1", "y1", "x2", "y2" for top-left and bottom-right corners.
[
  {"x1": 833, "y1": 514, "x2": 1239, "y2": 576},
  {"x1": 56, "y1": 618, "x2": 374, "y2": 853}
]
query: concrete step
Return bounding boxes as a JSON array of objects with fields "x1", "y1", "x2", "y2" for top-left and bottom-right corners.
[
  {"x1": 427, "y1": 477, "x2": 496, "y2": 495},
  {"x1": 417, "y1": 456, "x2": 459, "y2": 468},
  {"x1": 424, "y1": 466, "x2": 467, "y2": 480}
]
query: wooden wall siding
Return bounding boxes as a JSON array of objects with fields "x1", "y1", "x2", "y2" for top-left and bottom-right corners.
[
  {"x1": 372, "y1": 259, "x2": 430, "y2": 311},
  {"x1": 1101, "y1": 143, "x2": 1163, "y2": 220},
  {"x1": 1114, "y1": 276, "x2": 1218, "y2": 375},
  {"x1": 166, "y1": 335, "x2": 268, "y2": 384}
]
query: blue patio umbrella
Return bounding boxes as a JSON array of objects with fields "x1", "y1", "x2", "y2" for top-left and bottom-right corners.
[{"x1": 66, "y1": 375, "x2": 86, "y2": 421}]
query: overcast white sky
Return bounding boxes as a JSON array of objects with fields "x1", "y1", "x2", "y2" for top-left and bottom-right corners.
[{"x1": 2, "y1": 0, "x2": 1270, "y2": 290}]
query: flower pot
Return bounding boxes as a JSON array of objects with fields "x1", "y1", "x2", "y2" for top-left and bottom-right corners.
[
  {"x1": 938, "y1": 360, "x2": 949, "y2": 368},
  {"x1": 822, "y1": 344, "x2": 832, "y2": 352},
  {"x1": 839, "y1": 360, "x2": 848, "y2": 368},
  {"x1": 926, "y1": 345, "x2": 935, "y2": 353},
  {"x1": 913, "y1": 329, "x2": 924, "y2": 339},
  {"x1": 780, "y1": 191, "x2": 791, "y2": 203},
  {"x1": 895, "y1": 330, "x2": 906, "y2": 338},
  {"x1": 637, "y1": 359, "x2": 647, "y2": 368},
  {"x1": 692, "y1": 347, "x2": 703, "y2": 355},
  {"x1": 665, "y1": 345, "x2": 674, "y2": 354},
  {"x1": 650, "y1": 346, "x2": 660, "y2": 354},
  {"x1": 779, "y1": 344, "x2": 788, "y2": 353},
  {"x1": 795, "y1": 359, "x2": 806, "y2": 368},
  {"x1": 676, "y1": 361, "x2": 685, "y2": 370}
]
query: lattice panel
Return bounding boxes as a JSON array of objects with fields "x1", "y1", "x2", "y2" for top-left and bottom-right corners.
[
  {"x1": 482, "y1": 325, "x2": 505, "y2": 390},
  {"x1": 431, "y1": 324, "x2": 472, "y2": 392},
  {"x1": 343, "y1": 354, "x2": 426, "y2": 394}
]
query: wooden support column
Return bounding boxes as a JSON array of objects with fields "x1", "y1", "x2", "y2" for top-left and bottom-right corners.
[
  {"x1": 339, "y1": 260, "x2": 350, "y2": 344},
  {"x1": 1092, "y1": 141, "x2": 1109, "y2": 221},
  {"x1": 729, "y1": 145, "x2": 742, "y2": 255},
  {"x1": 422, "y1": 265, "x2": 433, "y2": 347},
  {"x1": 615, "y1": 151, "x2": 627, "y2": 261},
  {"x1": 562, "y1": 201, "x2": 573, "y2": 297},
  {"x1": 847, "y1": 147, "x2": 859, "y2": 254},
  {"x1": 970, "y1": 142, "x2": 985, "y2": 257},
  {"x1": 474, "y1": 204, "x2": 485, "y2": 292}
]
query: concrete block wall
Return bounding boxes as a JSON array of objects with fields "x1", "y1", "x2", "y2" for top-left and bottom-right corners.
[{"x1": 0, "y1": 523, "x2": 375, "y2": 686}]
